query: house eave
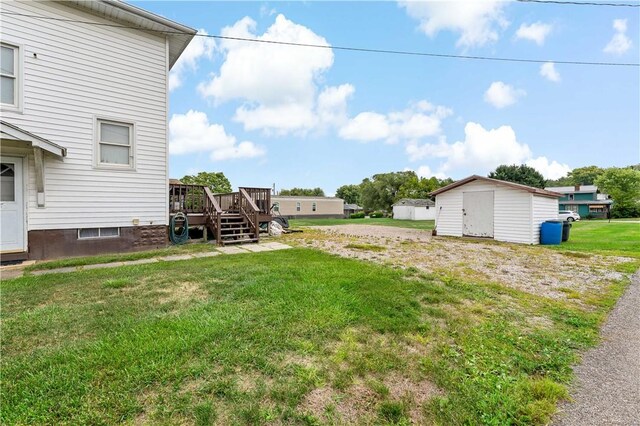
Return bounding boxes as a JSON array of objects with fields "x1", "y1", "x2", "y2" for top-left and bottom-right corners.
[{"x1": 0, "y1": 121, "x2": 67, "y2": 158}]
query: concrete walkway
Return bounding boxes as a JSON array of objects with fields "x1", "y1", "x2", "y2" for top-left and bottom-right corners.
[
  {"x1": 554, "y1": 271, "x2": 640, "y2": 426},
  {"x1": 2, "y1": 242, "x2": 291, "y2": 278}
]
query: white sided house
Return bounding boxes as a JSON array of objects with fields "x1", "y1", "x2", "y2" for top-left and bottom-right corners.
[
  {"x1": 431, "y1": 176, "x2": 561, "y2": 245},
  {"x1": 0, "y1": 0, "x2": 196, "y2": 260},
  {"x1": 392, "y1": 198, "x2": 436, "y2": 220}
]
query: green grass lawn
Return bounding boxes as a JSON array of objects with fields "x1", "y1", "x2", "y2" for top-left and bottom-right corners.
[
  {"x1": 550, "y1": 220, "x2": 640, "y2": 258},
  {"x1": 289, "y1": 217, "x2": 435, "y2": 230},
  {"x1": 1, "y1": 248, "x2": 629, "y2": 425}
]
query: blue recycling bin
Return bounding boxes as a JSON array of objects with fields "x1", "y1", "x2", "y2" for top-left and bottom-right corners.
[{"x1": 540, "y1": 220, "x2": 562, "y2": 245}]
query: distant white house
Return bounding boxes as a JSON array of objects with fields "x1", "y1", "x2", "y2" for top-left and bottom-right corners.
[
  {"x1": 392, "y1": 199, "x2": 436, "y2": 220},
  {"x1": 0, "y1": 1, "x2": 196, "y2": 260},
  {"x1": 431, "y1": 175, "x2": 561, "y2": 245}
]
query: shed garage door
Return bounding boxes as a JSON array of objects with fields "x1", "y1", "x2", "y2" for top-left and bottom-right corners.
[{"x1": 463, "y1": 191, "x2": 494, "y2": 238}]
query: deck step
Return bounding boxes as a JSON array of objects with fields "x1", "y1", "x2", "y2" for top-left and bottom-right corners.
[{"x1": 221, "y1": 237, "x2": 259, "y2": 245}]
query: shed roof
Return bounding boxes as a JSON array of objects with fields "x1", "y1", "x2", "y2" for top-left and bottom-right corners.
[
  {"x1": 430, "y1": 175, "x2": 562, "y2": 199},
  {"x1": 343, "y1": 204, "x2": 363, "y2": 210},
  {"x1": 560, "y1": 200, "x2": 613, "y2": 205},
  {"x1": 392, "y1": 198, "x2": 435, "y2": 207},
  {"x1": 66, "y1": 0, "x2": 197, "y2": 69}
]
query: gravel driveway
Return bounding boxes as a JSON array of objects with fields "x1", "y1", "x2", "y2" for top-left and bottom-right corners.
[
  {"x1": 288, "y1": 225, "x2": 631, "y2": 301},
  {"x1": 553, "y1": 271, "x2": 640, "y2": 425}
]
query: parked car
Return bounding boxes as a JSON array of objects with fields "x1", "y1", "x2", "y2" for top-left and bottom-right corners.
[{"x1": 559, "y1": 210, "x2": 581, "y2": 222}]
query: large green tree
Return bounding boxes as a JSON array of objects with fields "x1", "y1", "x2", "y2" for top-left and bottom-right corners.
[
  {"x1": 545, "y1": 175, "x2": 573, "y2": 187},
  {"x1": 569, "y1": 165, "x2": 604, "y2": 186},
  {"x1": 279, "y1": 187, "x2": 325, "y2": 196},
  {"x1": 488, "y1": 164, "x2": 546, "y2": 189},
  {"x1": 396, "y1": 175, "x2": 453, "y2": 200},
  {"x1": 181, "y1": 171, "x2": 232, "y2": 193},
  {"x1": 335, "y1": 184, "x2": 361, "y2": 204},
  {"x1": 595, "y1": 167, "x2": 640, "y2": 218},
  {"x1": 360, "y1": 171, "x2": 416, "y2": 212}
]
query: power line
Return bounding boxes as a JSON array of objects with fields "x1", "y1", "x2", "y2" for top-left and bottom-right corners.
[
  {"x1": 2, "y1": 11, "x2": 639, "y2": 68},
  {"x1": 517, "y1": 0, "x2": 640, "y2": 7}
]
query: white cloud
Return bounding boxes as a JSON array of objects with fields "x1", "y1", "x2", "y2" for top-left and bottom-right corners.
[
  {"x1": 317, "y1": 84, "x2": 356, "y2": 129},
  {"x1": 339, "y1": 112, "x2": 391, "y2": 142},
  {"x1": 603, "y1": 19, "x2": 632, "y2": 55},
  {"x1": 484, "y1": 81, "x2": 526, "y2": 109},
  {"x1": 526, "y1": 156, "x2": 571, "y2": 180},
  {"x1": 198, "y1": 14, "x2": 344, "y2": 134},
  {"x1": 416, "y1": 165, "x2": 448, "y2": 180},
  {"x1": 339, "y1": 101, "x2": 452, "y2": 143},
  {"x1": 540, "y1": 62, "x2": 560, "y2": 82},
  {"x1": 399, "y1": 0, "x2": 509, "y2": 48},
  {"x1": 404, "y1": 122, "x2": 569, "y2": 179},
  {"x1": 515, "y1": 22, "x2": 552, "y2": 45},
  {"x1": 169, "y1": 30, "x2": 216, "y2": 91},
  {"x1": 169, "y1": 110, "x2": 265, "y2": 161},
  {"x1": 406, "y1": 122, "x2": 531, "y2": 174}
]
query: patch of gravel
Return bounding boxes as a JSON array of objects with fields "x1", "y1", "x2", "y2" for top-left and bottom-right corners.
[
  {"x1": 553, "y1": 271, "x2": 640, "y2": 426},
  {"x1": 287, "y1": 225, "x2": 632, "y2": 300}
]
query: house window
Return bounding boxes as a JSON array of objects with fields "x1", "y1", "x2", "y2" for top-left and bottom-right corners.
[
  {"x1": 565, "y1": 205, "x2": 578, "y2": 213},
  {"x1": 296, "y1": 202, "x2": 301, "y2": 212},
  {"x1": 567, "y1": 194, "x2": 574, "y2": 200},
  {"x1": 1, "y1": 43, "x2": 19, "y2": 108},
  {"x1": 273, "y1": 202, "x2": 280, "y2": 212},
  {"x1": 312, "y1": 202, "x2": 317, "y2": 212},
  {"x1": 97, "y1": 119, "x2": 134, "y2": 167},
  {"x1": 78, "y1": 227, "x2": 120, "y2": 239},
  {"x1": 589, "y1": 206, "x2": 605, "y2": 213},
  {"x1": 0, "y1": 163, "x2": 15, "y2": 201}
]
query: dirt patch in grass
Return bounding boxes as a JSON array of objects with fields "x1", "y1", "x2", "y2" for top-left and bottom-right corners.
[
  {"x1": 285, "y1": 225, "x2": 633, "y2": 301},
  {"x1": 156, "y1": 281, "x2": 207, "y2": 305},
  {"x1": 385, "y1": 374, "x2": 442, "y2": 422}
]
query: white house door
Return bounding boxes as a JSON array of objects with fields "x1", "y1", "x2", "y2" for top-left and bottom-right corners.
[
  {"x1": 463, "y1": 191, "x2": 494, "y2": 238},
  {"x1": 1, "y1": 157, "x2": 25, "y2": 253}
]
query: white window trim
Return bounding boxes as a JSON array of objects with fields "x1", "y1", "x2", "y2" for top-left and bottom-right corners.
[
  {"x1": 296, "y1": 202, "x2": 301, "y2": 212},
  {"x1": 78, "y1": 227, "x2": 121, "y2": 239},
  {"x1": 312, "y1": 202, "x2": 317, "y2": 212},
  {"x1": 0, "y1": 41, "x2": 23, "y2": 113},
  {"x1": 273, "y1": 202, "x2": 280, "y2": 212},
  {"x1": 94, "y1": 117, "x2": 136, "y2": 170}
]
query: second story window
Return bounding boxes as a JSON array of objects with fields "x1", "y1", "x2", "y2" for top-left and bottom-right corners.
[
  {"x1": 1, "y1": 43, "x2": 19, "y2": 109},
  {"x1": 97, "y1": 119, "x2": 134, "y2": 167},
  {"x1": 568, "y1": 194, "x2": 574, "y2": 200}
]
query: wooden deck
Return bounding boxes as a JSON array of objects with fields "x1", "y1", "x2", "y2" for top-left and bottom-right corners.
[{"x1": 169, "y1": 184, "x2": 273, "y2": 245}]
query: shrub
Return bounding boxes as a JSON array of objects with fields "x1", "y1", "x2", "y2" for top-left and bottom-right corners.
[
  {"x1": 350, "y1": 212, "x2": 365, "y2": 219},
  {"x1": 585, "y1": 214, "x2": 595, "y2": 220},
  {"x1": 369, "y1": 211, "x2": 384, "y2": 218},
  {"x1": 611, "y1": 204, "x2": 640, "y2": 218}
]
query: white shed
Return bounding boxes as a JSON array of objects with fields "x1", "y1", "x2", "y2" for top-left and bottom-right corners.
[
  {"x1": 392, "y1": 199, "x2": 436, "y2": 220},
  {"x1": 431, "y1": 175, "x2": 561, "y2": 245}
]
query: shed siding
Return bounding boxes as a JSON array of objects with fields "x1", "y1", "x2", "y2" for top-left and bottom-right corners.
[
  {"x1": 393, "y1": 206, "x2": 412, "y2": 220},
  {"x1": 435, "y1": 180, "x2": 556, "y2": 244},
  {"x1": 532, "y1": 195, "x2": 559, "y2": 243},
  {"x1": 1, "y1": 1, "x2": 168, "y2": 230}
]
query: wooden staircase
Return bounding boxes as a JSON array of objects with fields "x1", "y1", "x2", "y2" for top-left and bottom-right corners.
[
  {"x1": 218, "y1": 213, "x2": 258, "y2": 245},
  {"x1": 169, "y1": 184, "x2": 271, "y2": 246}
]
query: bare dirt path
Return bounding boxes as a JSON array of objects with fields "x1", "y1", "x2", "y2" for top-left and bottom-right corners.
[{"x1": 553, "y1": 271, "x2": 640, "y2": 426}]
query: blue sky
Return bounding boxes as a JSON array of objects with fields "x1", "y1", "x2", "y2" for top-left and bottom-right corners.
[{"x1": 138, "y1": 0, "x2": 638, "y2": 194}]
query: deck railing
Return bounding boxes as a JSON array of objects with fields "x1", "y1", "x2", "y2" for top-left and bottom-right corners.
[
  {"x1": 203, "y1": 187, "x2": 222, "y2": 242},
  {"x1": 169, "y1": 183, "x2": 207, "y2": 213},
  {"x1": 239, "y1": 187, "x2": 272, "y2": 215},
  {"x1": 239, "y1": 188, "x2": 260, "y2": 237}
]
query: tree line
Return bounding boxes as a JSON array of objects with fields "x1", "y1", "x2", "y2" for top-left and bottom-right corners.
[
  {"x1": 179, "y1": 162, "x2": 640, "y2": 218},
  {"x1": 489, "y1": 164, "x2": 640, "y2": 218}
]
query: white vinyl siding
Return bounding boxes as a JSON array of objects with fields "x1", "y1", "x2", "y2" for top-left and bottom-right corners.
[
  {"x1": 0, "y1": 42, "x2": 20, "y2": 109},
  {"x1": 435, "y1": 180, "x2": 559, "y2": 245},
  {"x1": 531, "y1": 195, "x2": 559, "y2": 243},
  {"x1": 0, "y1": 1, "x2": 168, "y2": 230}
]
